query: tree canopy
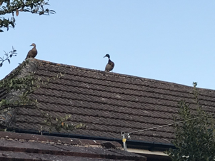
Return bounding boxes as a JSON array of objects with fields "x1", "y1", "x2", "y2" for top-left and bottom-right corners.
[
  {"x1": 0, "y1": 0, "x2": 55, "y2": 32},
  {"x1": 167, "y1": 83, "x2": 215, "y2": 161}
]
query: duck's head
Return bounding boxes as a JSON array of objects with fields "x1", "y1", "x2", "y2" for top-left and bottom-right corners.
[
  {"x1": 103, "y1": 54, "x2": 110, "y2": 59},
  {"x1": 30, "y1": 43, "x2": 36, "y2": 47}
]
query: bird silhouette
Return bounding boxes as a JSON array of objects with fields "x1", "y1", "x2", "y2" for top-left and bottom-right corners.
[
  {"x1": 104, "y1": 54, "x2": 114, "y2": 72},
  {"x1": 25, "y1": 43, "x2": 37, "y2": 59}
]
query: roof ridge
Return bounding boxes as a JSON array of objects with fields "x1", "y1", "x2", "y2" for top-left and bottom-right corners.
[
  {"x1": 5, "y1": 58, "x2": 215, "y2": 92},
  {"x1": 3, "y1": 58, "x2": 215, "y2": 93},
  {"x1": 36, "y1": 59, "x2": 197, "y2": 89}
]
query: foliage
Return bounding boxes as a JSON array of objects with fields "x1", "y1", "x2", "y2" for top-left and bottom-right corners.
[
  {"x1": 166, "y1": 83, "x2": 215, "y2": 161},
  {"x1": 0, "y1": 46, "x2": 17, "y2": 67},
  {"x1": 0, "y1": 60, "x2": 85, "y2": 133},
  {"x1": 42, "y1": 112, "x2": 85, "y2": 133},
  {"x1": 0, "y1": 0, "x2": 55, "y2": 32}
]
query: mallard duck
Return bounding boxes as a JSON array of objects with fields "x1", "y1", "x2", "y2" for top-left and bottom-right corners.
[
  {"x1": 26, "y1": 43, "x2": 37, "y2": 59},
  {"x1": 104, "y1": 54, "x2": 114, "y2": 72}
]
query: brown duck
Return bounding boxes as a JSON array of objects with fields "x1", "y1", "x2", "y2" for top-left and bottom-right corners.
[
  {"x1": 104, "y1": 54, "x2": 114, "y2": 72},
  {"x1": 25, "y1": 43, "x2": 37, "y2": 59}
]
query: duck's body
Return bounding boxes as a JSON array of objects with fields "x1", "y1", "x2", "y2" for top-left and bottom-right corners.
[
  {"x1": 26, "y1": 43, "x2": 37, "y2": 59},
  {"x1": 104, "y1": 54, "x2": 114, "y2": 72}
]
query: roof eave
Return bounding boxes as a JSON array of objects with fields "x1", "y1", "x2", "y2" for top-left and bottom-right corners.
[{"x1": 6, "y1": 127, "x2": 175, "y2": 151}]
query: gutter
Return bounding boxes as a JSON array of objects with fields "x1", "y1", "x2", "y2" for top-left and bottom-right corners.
[{"x1": 6, "y1": 127, "x2": 175, "y2": 151}]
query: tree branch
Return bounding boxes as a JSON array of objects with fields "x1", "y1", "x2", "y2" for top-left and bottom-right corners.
[
  {"x1": 0, "y1": 0, "x2": 55, "y2": 32},
  {"x1": 0, "y1": 46, "x2": 17, "y2": 67}
]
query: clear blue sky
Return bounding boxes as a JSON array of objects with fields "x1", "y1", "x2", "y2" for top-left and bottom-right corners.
[{"x1": 1, "y1": 0, "x2": 215, "y2": 90}]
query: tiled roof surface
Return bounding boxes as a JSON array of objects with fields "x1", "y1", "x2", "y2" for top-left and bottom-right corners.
[
  {"x1": 2, "y1": 59, "x2": 215, "y2": 145},
  {"x1": 0, "y1": 89, "x2": 7, "y2": 101}
]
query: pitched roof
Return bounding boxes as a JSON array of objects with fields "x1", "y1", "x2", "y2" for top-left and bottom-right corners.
[
  {"x1": 1, "y1": 58, "x2": 215, "y2": 146},
  {"x1": 0, "y1": 131, "x2": 146, "y2": 161}
]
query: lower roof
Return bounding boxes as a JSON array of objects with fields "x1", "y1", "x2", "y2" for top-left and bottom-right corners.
[{"x1": 0, "y1": 131, "x2": 146, "y2": 161}]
